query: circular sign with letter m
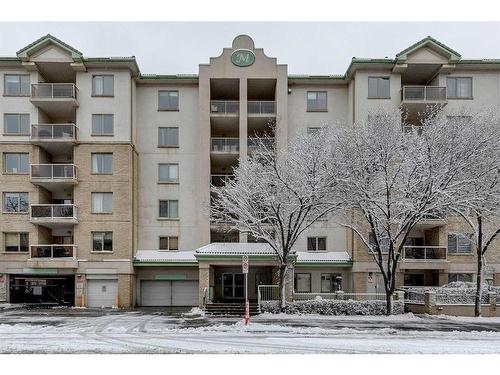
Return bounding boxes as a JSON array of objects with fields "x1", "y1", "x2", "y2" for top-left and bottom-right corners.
[{"x1": 231, "y1": 49, "x2": 255, "y2": 67}]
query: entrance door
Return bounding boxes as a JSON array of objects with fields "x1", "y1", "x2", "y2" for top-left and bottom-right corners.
[{"x1": 222, "y1": 273, "x2": 245, "y2": 299}]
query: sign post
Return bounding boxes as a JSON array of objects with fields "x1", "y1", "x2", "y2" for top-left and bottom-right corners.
[{"x1": 242, "y1": 255, "x2": 249, "y2": 325}]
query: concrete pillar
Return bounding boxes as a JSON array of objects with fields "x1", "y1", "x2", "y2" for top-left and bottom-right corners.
[
  {"x1": 199, "y1": 265, "x2": 210, "y2": 307},
  {"x1": 0, "y1": 274, "x2": 7, "y2": 302},
  {"x1": 424, "y1": 291, "x2": 437, "y2": 315}
]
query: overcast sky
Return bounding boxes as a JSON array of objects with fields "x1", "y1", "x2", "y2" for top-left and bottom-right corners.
[{"x1": 1, "y1": 22, "x2": 499, "y2": 75}]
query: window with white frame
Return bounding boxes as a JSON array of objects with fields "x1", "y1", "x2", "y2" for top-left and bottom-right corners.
[
  {"x1": 4, "y1": 114, "x2": 30, "y2": 135},
  {"x1": 447, "y1": 233, "x2": 473, "y2": 254},
  {"x1": 158, "y1": 90, "x2": 179, "y2": 111},
  {"x1": 159, "y1": 236, "x2": 179, "y2": 250},
  {"x1": 321, "y1": 273, "x2": 342, "y2": 292},
  {"x1": 3, "y1": 192, "x2": 28, "y2": 213},
  {"x1": 447, "y1": 77, "x2": 472, "y2": 99},
  {"x1": 91, "y1": 192, "x2": 113, "y2": 213},
  {"x1": 307, "y1": 236, "x2": 326, "y2": 251},
  {"x1": 92, "y1": 75, "x2": 114, "y2": 96},
  {"x1": 91, "y1": 114, "x2": 114, "y2": 135},
  {"x1": 92, "y1": 231, "x2": 113, "y2": 252},
  {"x1": 3, "y1": 153, "x2": 28, "y2": 173},
  {"x1": 92, "y1": 153, "x2": 113, "y2": 174},
  {"x1": 294, "y1": 273, "x2": 311, "y2": 293},
  {"x1": 158, "y1": 163, "x2": 179, "y2": 183},
  {"x1": 4, "y1": 232, "x2": 28, "y2": 252},
  {"x1": 158, "y1": 127, "x2": 179, "y2": 147},
  {"x1": 448, "y1": 273, "x2": 473, "y2": 283},
  {"x1": 159, "y1": 200, "x2": 179, "y2": 218},
  {"x1": 306, "y1": 91, "x2": 327, "y2": 112},
  {"x1": 368, "y1": 77, "x2": 390, "y2": 98},
  {"x1": 4, "y1": 74, "x2": 30, "y2": 96}
]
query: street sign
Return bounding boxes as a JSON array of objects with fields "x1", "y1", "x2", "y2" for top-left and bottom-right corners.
[{"x1": 242, "y1": 255, "x2": 249, "y2": 274}]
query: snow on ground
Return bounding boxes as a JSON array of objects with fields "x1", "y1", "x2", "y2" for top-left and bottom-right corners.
[{"x1": 1, "y1": 308, "x2": 500, "y2": 354}]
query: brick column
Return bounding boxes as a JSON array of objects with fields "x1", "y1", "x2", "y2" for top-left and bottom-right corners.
[{"x1": 118, "y1": 274, "x2": 133, "y2": 308}]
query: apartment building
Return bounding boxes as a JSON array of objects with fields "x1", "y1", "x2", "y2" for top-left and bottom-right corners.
[{"x1": 0, "y1": 34, "x2": 499, "y2": 308}]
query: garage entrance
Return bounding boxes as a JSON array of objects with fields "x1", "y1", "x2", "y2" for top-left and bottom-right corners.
[
  {"x1": 87, "y1": 279, "x2": 118, "y2": 308},
  {"x1": 9, "y1": 275, "x2": 75, "y2": 306},
  {"x1": 140, "y1": 280, "x2": 198, "y2": 307}
]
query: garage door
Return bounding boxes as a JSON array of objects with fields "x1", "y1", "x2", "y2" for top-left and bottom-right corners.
[
  {"x1": 140, "y1": 280, "x2": 198, "y2": 307},
  {"x1": 87, "y1": 279, "x2": 118, "y2": 308}
]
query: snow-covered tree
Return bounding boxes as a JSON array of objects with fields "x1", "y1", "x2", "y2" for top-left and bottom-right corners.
[
  {"x1": 327, "y1": 109, "x2": 485, "y2": 315},
  {"x1": 210, "y1": 128, "x2": 343, "y2": 309},
  {"x1": 445, "y1": 112, "x2": 500, "y2": 317}
]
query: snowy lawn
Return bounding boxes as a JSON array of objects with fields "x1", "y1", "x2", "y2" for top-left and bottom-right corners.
[{"x1": 1, "y1": 307, "x2": 500, "y2": 354}]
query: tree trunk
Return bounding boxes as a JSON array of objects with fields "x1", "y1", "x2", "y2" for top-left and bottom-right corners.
[
  {"x1": 475, "y1": 216, "x2": 483, "y2": 317},
  {"x1": 278, "y1": 264, "x2": 288, "y2": 311},
  {"x1": 475, "y1": 252, "x2": 483, "y2": 317},
  {"x1": 385, "y1": 290, "x2": 393, "y2": 316}
]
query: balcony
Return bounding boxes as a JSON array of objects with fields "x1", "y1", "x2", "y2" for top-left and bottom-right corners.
[
  {"x1": 30, "y1": 124, "x2": 77, "y2": 155},
  {"x1": 30, "y1": 204, "x2": 77, "y2": 228},
  {"x1": 415, "y1": 212, "x2": 447, "y2": 229},
  {"x1": 211, "y1": 174, "x2": 235, "y2": 187},
  {"x1": 247, "y1": 101, "x2": 276, "y2": 115},
  {"x1": 210, "y1": 100, "x2": 239, "y2": 115},
  {"x1": 248, "y1": 137, "x2": 275, "y2": 154},
  {"x1": 28, "y1": 245, "x2": 78, "y2": 268},
  {"x1": 211, "y1": 138, "x2": 239, "y2": 153},
  {"x1": 401, "y1": 86, "x2": 447, "y2": 115},
  {"x1": 30, "y1": 164, "x2": 77, "y2": 192},
  {"x1": 400, "y1": 246, "x2": 448, "y2": 270},
  {"x1": 248, "y1": 101, "x2": 276, "y2": 132},
  {"x1": 30, "y1": 83, "x2": 78, "y2": 118}
]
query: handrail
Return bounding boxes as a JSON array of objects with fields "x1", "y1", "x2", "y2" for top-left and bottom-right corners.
[
  {"x1": 402, "y1": 245, "x2": 447, "y2": 261},
  {"x1": 210, "y1": 100, "x2": 239, "y2": 114},
  {"x1": 30, "y1": 244, "x2": 77, "y2": 260},
  {"x1": 31, "y1": 124, "x2": 77, "y2": 140},
  {"x1": 31, "y1": 83, "x2": 77, "y2": 99},
  {"x1": 247, "y1": 101, "x2": 276, "y2": 114},
  {"x1": 30, "y1": 204, "x2": 77, "y2": 220},
  {"x1": 211, "y1": 137, "x2": 240, "y2": 153},
  {"x1": 402, "y1": 86, "x2": 447, "y2": 102},
  {"x1": 30, "y1": 164, "x2": 77, "y2": 180}
]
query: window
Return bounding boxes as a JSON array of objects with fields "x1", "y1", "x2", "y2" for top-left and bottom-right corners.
[
  {"x1": 307, "y1": 237, "x2": 326, "y2": 251},
  {"x1": 92, "y1": 153, "x2": 113, "y2": 174},
  {"x1": 4, "y1": 114, "x2": 30, "y2": 135},
  {"x1": 3, "y1": 192, "x2": 28, "y2": 213},
  {"x1": 158, "y1": 127, "x2": 179, "y2": 147},
  {"x1": 294, "y1": 273, "x2": 311, "y2": 293},
  {"x1": 368, "y1": 77, "x2": 390, "y2": 98},
  {"x1": 306, "y1": 91, "x2": 327, "y2": 112},
  {"x1": 3, "y1": 153, "x2": 28, "y2": 173},
  {"x1": 448, "y1": 233, "x2": 473, "y2": 254},
  {"x1": 368, "y1": 233, "x2": 390, "y2": 253},
  {"x1": 92, "y1": 232, "x2": 113, "y2": 252},
  {"x1": 447, "y1": 77, "x2": 472, "y2": 99},
  {"x1": 159, "y1": 200, "x2": 179, "y2": 218},
  {"x1": 92, "y1": 75, "x2": 114, "y2": 96},
  {"x1": 91, "y1": 193, "x2": 113, "y2": 213},
  {"x1": 91, "y1": 114, "x2": 114, "y2": 135},
  {"x1": 159, "y1": 236, "x2": 179, "y2": 250},
  {"x1": 448, "y1": 273, "x2": 473, "y2": 283},
  {"x1": 158, "y1": 90, "x2": 179, "y2": 111},
  {"x1": 4, "y1": 74, "x2": 30, "y2": 96},
  {"x1": 4, "y1": 232, "x2": 28, "y2": 252},
  {"x1": 321, "y1": 273, "x2": 342, "y2": 292},
  {"x1": 158, "y1": 163, "x2": 179, "y2": 183}
]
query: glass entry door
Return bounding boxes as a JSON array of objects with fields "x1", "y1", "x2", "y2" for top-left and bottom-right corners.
[{"x1": 222, "y1": 273, "x2": 245, "y2": 299}]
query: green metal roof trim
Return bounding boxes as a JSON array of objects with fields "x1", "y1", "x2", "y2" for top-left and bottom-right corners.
[
  {"x1": 0, "y1": 57, "x2": 22, "y2": 66},
  {"x1": 84, "y1": 57, "x2": 140, "y2": 75},
  {"x1": 396, "y1": 36, "x2": 461, "y2": 62},
  {"x1": 295, "y1": 261, "x2": 353, "y2": 268},
  {"x1": 457, "y1": 59, "x2": 500, "y2": 64},
  {"x1": 17, "y1": 34, "x2": 83, "y2": 60},
  {"x1": 133, "y1": 261, "x2": 198, "y2": 267}
]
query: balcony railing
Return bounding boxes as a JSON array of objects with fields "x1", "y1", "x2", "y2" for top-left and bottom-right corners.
[
  {"x1": 30, "y1": 204, "x2": 77, "y2": 221},
  {"x1": 402, "y1": 86, "x2": 447, "y2": 102},
  {"x1": 31, "y1": 83, "x2": 77, "y2": 99},
  {"x1": 31, "y1": 164, "x2": 77, "y2": 180},
  {"x1": 211, "y1": 137, "x2": 240, "y2": 153},
  {"x1": 31, "y1": 124, "x2": 77, "y2": 141},
  {"x1": 210, "y1": 100, "x2": 239, "y2": 114},
  {"x1": 30, "y1": 245, "x2": 76, "y2": 259},
  {"x1": 402, "y1": 246, "x2": 447, "y2": 261},
  {"x1": 211, "y1": 174, "x2": 235, "y2": 187},
  {"x1": 247, "y1": 101, "x2": 276, "y2": 114},
  {"x1": 248, "y1": 137, "x2": 275, "y2": 153}
]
